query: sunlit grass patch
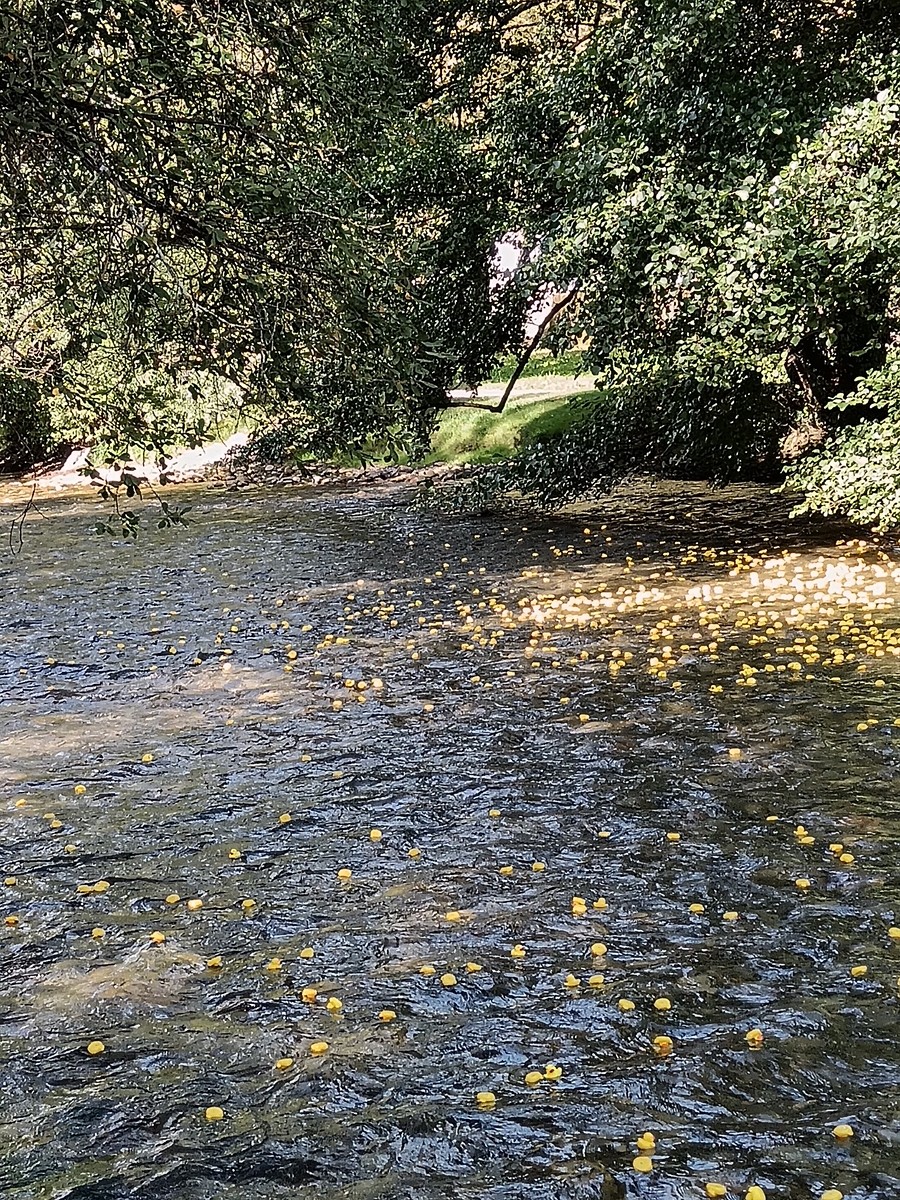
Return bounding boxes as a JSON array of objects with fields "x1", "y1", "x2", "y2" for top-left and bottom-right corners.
[{"x1": 428, "y1": 388, "x2": 602, "y2": 465}]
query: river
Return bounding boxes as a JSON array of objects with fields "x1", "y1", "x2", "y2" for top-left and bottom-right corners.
[{"x1": 0, "y1": 479, "x2": 898, "y2": 1200}]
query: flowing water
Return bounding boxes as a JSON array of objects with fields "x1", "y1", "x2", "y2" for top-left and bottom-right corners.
[{"x1": 1, "y1": 480, "x2": 899, "y2": 1200}]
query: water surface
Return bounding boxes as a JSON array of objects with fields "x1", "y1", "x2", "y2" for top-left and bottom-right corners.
[{"x1": 0, "y1": 480, "x2": 898, "y2": 1200}]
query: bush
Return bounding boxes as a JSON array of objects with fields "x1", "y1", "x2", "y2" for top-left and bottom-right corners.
[
  {"x1": 0, "y1": 375, "x2": 57, "y2": 471},
  {"x1": 784, "y1": 414, "x2": 900, "y2": 530},
  {"x1": 438, "y1": 366, "x2": 792, "y2": 510},
  {"x1": 784, "y1": 353, "x2": 900, "y2": 530}
]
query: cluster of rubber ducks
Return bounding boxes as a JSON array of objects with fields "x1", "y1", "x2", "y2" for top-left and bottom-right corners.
[
  {"x1": 62, "y1": 520, "x2": 900, "y2": 733},
  {"x1": 4, "y1": 773, "x2": 891, "y2": 1200},
  {"x1": 213, "y1": 528, "x2": 900, "y2": 741},
  {"x1": 489, "y1": 536, "x2": 900, "y2": 702},
  {"x1": 7, "y1": 503, "x2": 900, "y2": 1200}
]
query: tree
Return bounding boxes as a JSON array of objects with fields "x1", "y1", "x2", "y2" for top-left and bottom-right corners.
[
  {"x1": 0, "y1": 0, "x2": 571, "y2": 471},
  {"x1": 7, "y1": 1, "x2": 900, "y2": 530},
  {"x1": 470, "y1": 0, "x2": 900, "y2": 516}
]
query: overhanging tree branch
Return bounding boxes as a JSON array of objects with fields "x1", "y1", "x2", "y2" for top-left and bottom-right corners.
[{"x1": 446, "y1": 279, "x2": 582, "y2": 412}]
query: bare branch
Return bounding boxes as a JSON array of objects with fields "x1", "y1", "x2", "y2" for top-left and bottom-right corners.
[{"x1": 447, "y1": 281, "x2": 583, "y2": 414}]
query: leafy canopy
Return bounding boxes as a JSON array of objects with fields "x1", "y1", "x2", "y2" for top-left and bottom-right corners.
[
  {"x1": 1, "y1": 0, "x2": 567, "y2": 463},
  {"x1": 5, "y1": 1, "x2": 900, "y2": 529}
]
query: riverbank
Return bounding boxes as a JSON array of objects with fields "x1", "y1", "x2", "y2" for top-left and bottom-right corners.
[{"x1": 6, "y1": 377, "x2": 595, "y2": 496}]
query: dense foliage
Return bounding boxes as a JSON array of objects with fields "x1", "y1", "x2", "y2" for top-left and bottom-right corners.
[
  {"x1": 472, "y1": 0, "x2": 900, "y2": 514},
  {"x1": 3, "y1": 1, "x2": 900, "y2": 527},
  {"x1": 0, "y1": 0, "x2": 548, "y2": 466}
]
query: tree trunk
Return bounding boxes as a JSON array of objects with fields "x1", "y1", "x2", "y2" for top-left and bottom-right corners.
[{"x1": 786, "y1": 272, "x2": 890, "y2": 427}]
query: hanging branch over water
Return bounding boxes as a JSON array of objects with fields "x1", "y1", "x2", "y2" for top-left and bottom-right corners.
[{"x1": 8, "y1": 480, "x2": 37, "y2": 555}]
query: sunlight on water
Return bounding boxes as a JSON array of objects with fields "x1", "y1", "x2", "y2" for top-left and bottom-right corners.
[{"x1": 0, "y1": 480, "x2": 898, "y2": 1200}]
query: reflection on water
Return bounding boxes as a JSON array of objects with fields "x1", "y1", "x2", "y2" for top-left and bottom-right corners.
[{"x1": 0, "y1": 480, "x2": 899, "y2": 1200}]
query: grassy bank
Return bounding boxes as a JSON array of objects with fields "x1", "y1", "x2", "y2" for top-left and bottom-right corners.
[
  {"x1": 50, "y1": 377, "x2": 599, "y2": 479},
  {"x1": 428, "y1": 378, "x2": 599, "y2": 464}
]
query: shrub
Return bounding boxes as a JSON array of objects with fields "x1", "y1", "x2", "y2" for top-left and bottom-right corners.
[{"x1": 438, "y1": 365, "x2": 792, "y2": 511}]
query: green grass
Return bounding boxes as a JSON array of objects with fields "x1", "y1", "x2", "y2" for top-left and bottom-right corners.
[
  {"x1": 428, "y1": 387, "x2": 600, "y2": 464},
  {"x1": 488, "y1": 348, "x2": 587, "y2": 381},
  {"x1": 226, "y1": 379, "x2": 601, "y2": 469}
]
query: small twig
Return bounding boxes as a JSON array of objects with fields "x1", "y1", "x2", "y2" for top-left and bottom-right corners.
[{"x1": 8, "y1": 480, "x2": 37, "y2": 555}]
